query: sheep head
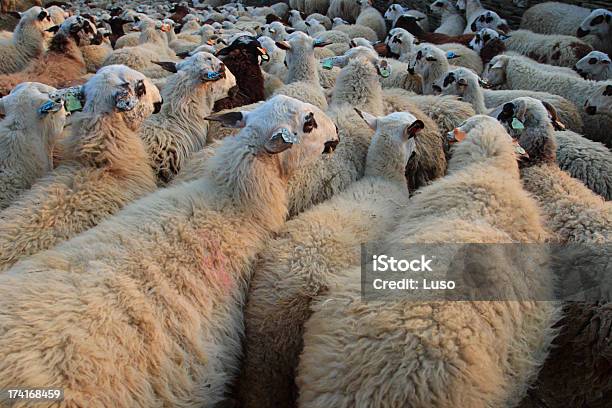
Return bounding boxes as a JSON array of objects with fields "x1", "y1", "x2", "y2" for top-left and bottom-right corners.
[
  {"x1": 483, "y1": 55, "x2": 508, "y2": 88},
  {"x1": 436, "y1": 68, "x2": 478, "y2": 96},
  {"x1": 322, "y1": 46, "x2": 391, "y2": 78},
  {"x1": 470, "y1": 11, "x2": 509, "y2": 34},
  {"x1": 205, "y1": 95, "x2": 340, "y2": 176},
  {"x1": 357, "y1": 110, "x2": 424, "y2": 179},
  {"x1": 385, "y1": 27, "x2": 416, "y2": 58},
  {"x1": 584, "y1": 82, "x2": 612, "y2": 116},
  {"x1": 574, "y1": 51, "x2": 611, "y2": 80},
  {"x1": 577, "y1": 9, "x2": 611, "y2": 39},
  {"x1": 216, "y1": 35, "x2": 269, "y2": 66},
  {"x1": 407, "y1": 44, "x2": 447, "y2": 79},
  {"x1": 48, "y1": 15, "x2": 101, "y2": 46},
  {"x1": 488, "y1": 97, "x2": 558, "y2": 167},
  {"x1": 15, "y1": 6, "x2": 56, "y2": 43},
  {"x1": 82, "y1": 65, "x2": 162, "y2": 130}
]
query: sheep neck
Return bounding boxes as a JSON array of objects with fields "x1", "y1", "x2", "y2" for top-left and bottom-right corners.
[
  {"x1": 332, "y1": 61, "x2": 383, "y2": 115},
  {"x1": 287, "y1": 47, "x2": 319, "y2": 84},
  {"x1": 0, "y1": 121, "x2": 52, "y2": 175},
  {"x1": 364, "y1": 136, "x2": 410, "y2": 184},
  {"x1": 48, "y1": 33, "x2": 86, "y2": 66},
  {"x1": 465, "y1": 85, "x2": 487, "y2": 114},
  {"x1": 63, "y1": 113, "x2": 152, "y2": 178},
  {"x1": 160, "y1": 73, "x2": 217, "y2": 130},
  {"x1": 424, "y1": 59, "x2": 449, "y2": 94},
  {"x1": 205, "y1": 132, "x2": 288, "y2": 233}
]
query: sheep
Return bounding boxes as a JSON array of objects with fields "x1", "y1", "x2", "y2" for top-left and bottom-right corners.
[
  {"x1": 237, "y1": 110, "x2": 422, "y2": 408},
  {"x1": 554, "y1": 130, "x2": 612, "y2": 201},
  {"x1": 304, "y1": 17, "x2": 326, "y2": 36},
  {"x1": 384, "y1": 27, "x2": 416, "y2": 62},
  {"x1": 484, "y1": 54, "x2": 612, "y2": 145},
  {"x1": 312, "y1": 28, "x2": 350, "y2": 44},
  {"x1": 437, "y1": 67, "x2": 584, "y2": 132},
  {"x1": 0, "y1": 82, "x2": 66, "y2": 210},
  {"x1": 456, "y1": 0, "x2": 486, "y2": 28},
  {"x1": 355, "y1": 0, "x2": 386, "y2": 41},
  {"x1": 274, "y1": 31, "x2": 330, "y2": 110},
  {"x1": 576, "y1": 8, "x2": 611, "y2": 56},
  {"x1": 261, "y1": 20, "x2": 289, "y2": 41},
  {"x1": 0, "y1": 15, "x2": 100, "y2": 96},
  {"x1": 0, "y1": 95, "x2": 339, "y2": 407},
  {"x1": 80, "y1": 28, "x2": 113, "y2": 73},
  {"x1": 430, "y1": 0, "x2": 465, "y2": 36},
  {"x1": 212, "y1": 36, "x2": 269, "y2": 111},
  {"x1": 333, "y1": 22, "x2": 377, "y2": 42},
  {"x1": 0, "y1": 6, "x2": 54, "y2": 74},
  {"x1": 103, "y1": 18, "x2": 178, "y2": 79},
  {"x1": 408, "y1": 43, "x2": 455, "y2": 94},
  {"x1": 288, "y1": 9, "x2": 308, "y2": 33},
  {"x1": 297, "y1": 114, "x2": 558, "y2": 408},
  {"x1": 457, "y1": 0, "x2": 509, "y2": 34},
  {"x1": 138, "y1": 53, "x2": 237, "y2": 186},
  {"x1": 258, "y1": 35, "x2": 287, "y2": 79},
  {"x1": 575, "y1": 50, "x2": 611, "y2": 81},
  {"x1": 503, "y1": 29, "x2": 593, "y2": 68},
  {"x1": 393, "y1": 14, "x2": 476, "y2": 47},
  {"x1": 46, "y1": 4, "x2": 67, "y2": 25},
  {"x1": 384, "y1": 3, "x2": 430, "y2": 33},
  {"x1": 307, "y1": 12, "x2": 332, "y2": 30},
  {"x1": 487, "y1": 97, "x2": 611, "y2": 407},
  {"x1": 582, "y1": 82, "x2": 612, "y2": 147},
  {"x1": 327, "y1": 0, "x2": 361, "y2": 23},
  {"x1": 0, "y1": 65, "x2": 161, "y2": 272}
]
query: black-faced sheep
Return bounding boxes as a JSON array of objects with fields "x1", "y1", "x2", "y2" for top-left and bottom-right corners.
[
  {"x1": 0, "y1": 65, "x2": 161, "y2": 272},
  {"x1": 0, "y1": 95, "x2": 340, "y2": 407},
  {"x1": 0, "y1": 82, "x2": 67, "y2": 210},
  {"x1": 140, "y1": 52, "x2": 237, "y2": 185}
]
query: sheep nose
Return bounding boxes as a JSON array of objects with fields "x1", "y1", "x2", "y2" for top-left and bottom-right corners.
[
  {"x1": 153, "y1": 98, "x2": 163, "y2": 114},
  {"x1": 585, "y1": 106, "x2": 597, "y2": 115},
  {"x1": 407, "y1": 66, "x2": 415, "y2": 75}
]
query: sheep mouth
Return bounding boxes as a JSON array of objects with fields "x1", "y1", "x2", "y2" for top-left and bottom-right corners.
[{"x1": 323, "y1": 139, "x2": 339, "y2": 154}]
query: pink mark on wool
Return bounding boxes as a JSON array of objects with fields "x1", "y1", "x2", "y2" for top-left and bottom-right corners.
[{"x1": 198, "y1": 230, "x2": 234, "y2": 293}]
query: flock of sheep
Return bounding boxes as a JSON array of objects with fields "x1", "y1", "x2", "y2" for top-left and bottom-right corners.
[{"x1": 0, "y1": 0, "x2": 610, "y2": 407}]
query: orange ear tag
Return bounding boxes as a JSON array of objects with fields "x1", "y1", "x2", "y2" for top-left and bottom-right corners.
[{"x1": 452, "y1": 128, "x2": 467, "y2": 143}]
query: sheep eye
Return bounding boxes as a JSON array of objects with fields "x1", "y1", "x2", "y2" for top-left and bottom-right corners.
[
  {"x1": 425, "y1": 56, "x2": 437, "y2": 62},
  {"x1": 588, "y1": 58, "x2": 598, "y2": 64},
  {"x1": 416, "y1": 50, "x2": 422, "y2": 60},
  {"x1": 303, "y1": 112, "x2": 317, "y2": 133},
  {"x1": 485, "y1": 16, "x2": 493, "y2": 23},
  {"x1": 135, "y1": 80, "x2": 146, "y2": 97},
  {"x1": 591, "y1": 15, "x2": 604, "y2": 26}
]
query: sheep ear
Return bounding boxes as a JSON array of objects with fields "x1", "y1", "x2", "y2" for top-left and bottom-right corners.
[
  {"x1": 275, "y1": 40, "x2": 291, "y2": 50},
  {"x1": 313, "y1": 40, "x2": 331, "y2": 48},
  {"x1": 152, "y1": 61, "x2": 178, "y2": 73},
  {"x1": 205, "y1": 111, "x2": 247, "y2": 128},
  {"x1": 403, "y1": 120, "x2": 424, "y2": 139},
  {"x1": 264, "y1": 129, "x2": 294, "y2": 154},
  {"x1": 541, "y1": 101, "x2": 566, "y2": 130},
  {"x1": 8, "y1": 11, "x2": 21, "y2": 19},
  {"x1": 491, "y1": 59, "x2": 505, "y2": 69},
  {"x1": 354, "y1": 109, "x2": 377, "y2": 130}
]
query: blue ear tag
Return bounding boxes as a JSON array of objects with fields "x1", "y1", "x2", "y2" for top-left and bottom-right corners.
[
  {"x1": 206, "y1": 71, "x2": 221, "y2": 80},
  {"x1": 279, "y1": 127, "x2": 299, "y2": 144},
  {"x1": 446, "y1": 51, "x2": 457, "y2": 59},
  {"x1": 322, "y1": 58, "x2": 334, "y2": 70},
  {"x1": 313, "y1": 39, "x2": 323, "y2": 46},
  {"x1": 511, "y1": 117, "x2": 524, "y2": 130},
  {"x1": 38, "y1": 101, "x2": 59, "y2": 115}
]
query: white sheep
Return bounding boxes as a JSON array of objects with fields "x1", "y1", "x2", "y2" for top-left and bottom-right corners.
[
  {"x1": 288, "y1": 9, "x2": 308, "y2": 33},
  {"x1": 408, "y1": 43, "x2": 455, "y2": 94},
  {"x1": 583, "y1": 81, "x2": 612, "y2": 147},
  {"x1": 503, "y1": 29, "x2": 593, "y2": 68},
  {"x1": 430, "y1": 0, "x2": 465, "y2": 36},
  {"x1": 327, "y1": 0, "x2": 361, "y2": 23},
  {"x1": 575, "y1": 50, "x2": 611, "y2": 81},
  {"x1": 305, "y1": 17, "x2": 326, "y2": 36},
  {"x1": 237, "y1": 110, "x2": 421, "y2": 408},
  {"x1": 484, "y1": 54, "x2": 612, "y2": 145},
  {"x1": 0, "y1": 82, "x2": 67, "y2": 210},
  {"x1": 0, "y1": 95, "x2": 340, "y2": 407},
  {"x1": 384, "y1": 3, "x2": 430, "y2": 32},
  {"x1": 457, "y1": 0, "x2": 509, "y2": 33},
  {"x1": 297, "y1": 114, "x2": 558, "y2": 408},
  {"x1": 355, "y1": 0, "x2": 386, "y2": 41},
  {"x1": 385, "y1": 27, "x2": 417, "y2": 62},
  {"x1": 0, "y1": 6, "x2": 54, "y2": 74},
  {"x1": 576, "y1": 8, "x2": 611, "y2": 55},
  {"x1": 333, "y1": 21, "x2": 378, "y2": 42},
  {"x1": 0, "y1": 65, "x2": 161, "y2": 272},
  {"x1": 274, "y1": 31, "x2": 330, "y2": 110},
  {"x1": 140, "y1": 52, "x2": 237, "y2": 185},
  {"x1": 261, "y1": 20, "x2": 289, "y2": 41},
  {"x1": 438, "y1": 67, "x2": 584, "y2": 132},
  {"x1": 307, "y1": 13, "x2": 333, "y2": 30}
]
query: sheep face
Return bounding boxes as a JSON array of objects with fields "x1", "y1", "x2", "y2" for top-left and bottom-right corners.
[
  {"x1": 468, "y1": 28, "x2": 501, "y2": 53},
  {"x1": 0, "y1": 82, "x2": 67, "y2": 144},
  {"x1": 574, "y1": 51, "x2": 611, "y2": 80},
  {"x1": 488, "y1": 97, "x2": 558, "y2": 166},
  {"x1": 384, "y1": 4, "x2": 405, "y2": 22},
  {"x1": 385, "y1": 28, "x2": 416, "y2": 57},
  {"x1": 207, "y1": 95, "x2": 339, "y2": 176},
  {"x1": 358, "y1": 110, "x2": 423, "y2": 175},
  {"x1": 437, "y1": 68, "x2": 478, "y2": 96},
  {"x1": 83, "y1": 65, "x2": 162, "y2": 130},
  {"x1": 55, "y1": 15, "x2": 101, "y2": 46},
  {"x1": 577, "y1": 9, "x2": 611, "y2": 39},
  {"x1": 408, "y1": 44, "x2": 445, "y2": 78},
  {"x1": 470, "y1": 11, "x2": 509, "y2": 33},
  {"x1": 217, "y1": 36, "x2": 269, "y2": 66},
  {"x1": 332, "y1": 17, "x2": 349, "y2": 28},
  {"x1": 275, "y1": 31, "x2": 330, "y2": 67},
  {"x1": 178, "y1": 52, "x2": 237, "y2": 98},
  {"x1": 262, "y1": 22, "x2": 287, "y2": 41},
  {"x1": 18, "y1": 6, "x2": 56, "y2": 42},
  {"x1": 584, "y1": 83, "x2": 612, "y2": 115},
  {"x1": 483, "y1": 55, "x2": 508, "y2": 87}
]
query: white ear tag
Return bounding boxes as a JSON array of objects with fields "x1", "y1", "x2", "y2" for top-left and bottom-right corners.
[
  {"x1": 511, "y1": 117, "x2": 524, "y2": 130},
  {"x1": 279, "y1": 127, "x2": 300, "y2": 144}
]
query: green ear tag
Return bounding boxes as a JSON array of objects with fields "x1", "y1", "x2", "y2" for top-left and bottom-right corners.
[
  {"x1": 379, "y1": 66, "x2": 390, "y2": 78},
  {"x1": 322, "y1": 58, "x2": 334, "y2": 70},
  {"x1": 378, "y1": 60, "x2": 391, "y2": 78},
  {"x1": 65, "y1": 93, "x2": 83, "y2": 112},
  {"x1": 511, "y1": 117, "x2": 524, "y2": 130}
]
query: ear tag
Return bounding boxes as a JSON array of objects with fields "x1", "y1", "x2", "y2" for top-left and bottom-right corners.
[
  {"x1": 446, "y1": 51, "x2": 457, "y2": 59},
  {"x1": 322, "y1": 58, "x2": 334, "y2": 70},
  {"x1": 38, "y1": 100, "x2": 59, "y2": 115},
  {"x1": 206, "y1": 39, "x2": 215, "y2": 45},
  {"x1": 378, "y1": 60, "x2": 391, "y2": 78},
  {"x1": 313, "y1": 39, "x2": 323, "y2": 46},
  {"x1": 279, "y1": 127, "x2": 299, "y2": 144},
  {"x1": 514, "y1": 144, "x2": 526, "y2": 156},
  {"x1": 511, "y1": 117, "x2": 524, "y2": 130},
  {"x1": 65, "y1": 93, "x2": 83, "y2": 112},
  {"x1": 205, "y1": 71, "x2": 221, "y2": 80}
]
